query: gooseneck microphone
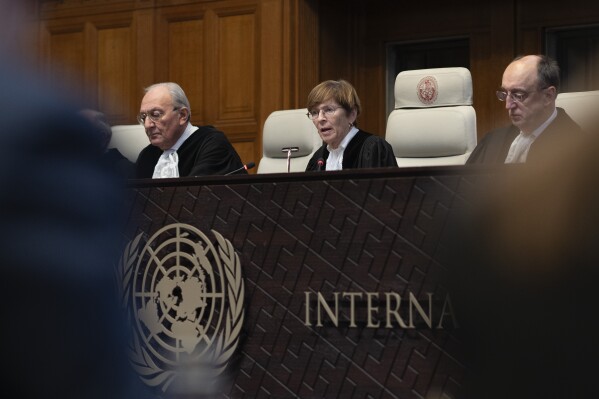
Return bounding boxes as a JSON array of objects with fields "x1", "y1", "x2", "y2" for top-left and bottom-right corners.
[
  {"x1": 316, "y1": 158, "x2": 324, "y2": 171},
  {"x1": 225, "y1": 161, "x2": 255, "y2": 175}
]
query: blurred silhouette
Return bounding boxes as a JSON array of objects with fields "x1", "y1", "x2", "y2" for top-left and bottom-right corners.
[
  {"x1": 79, "y1": 108, "x2": 135, "y2": 179},
  {"x1": 449, "y1": 112, "x2": 599, "y2": 398},
  {"x1": 0, "y1": 1, "x2": 144, "y2": 398}
]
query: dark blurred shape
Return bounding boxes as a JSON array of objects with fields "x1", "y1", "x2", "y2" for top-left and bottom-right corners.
[
  {"x1": 0, "y1": 71, "x2": 146, "y2": 398},
  {"x1": 79, "y1": 108, "x2": 114, "y2": 151},
  {"x1": 448, "y1": 114, "x2": 599, "y2": 398},
  {"x1": 79, "y1": 108, "x2": 135, "y2": 179},
  {"x1": 0, "y1": 2, "x2": 144, "y2": 397}
]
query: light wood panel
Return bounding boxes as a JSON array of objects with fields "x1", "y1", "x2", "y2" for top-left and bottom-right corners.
[
  {"x1": 133, "y1": 9, "x2": 155, "y2": 120},
  {"x1": 98, "y1": 27, "x2": 132, "y2": 121},
  {"x1": 215, "y1": 10, "x2": 256, "y2": 123},
  {"x1": 42, "y1": 25, "x2": 86, "y2": 95},
  {"x1": 35, "y1": 0, "x2": 319, "y2": 170},
  {"x1": 153, "y1": 2, "x2": 263, "y2": 166},
  {"x1": 40, "y1": 11, "x2": 139, "y2": 124},
  {"x1": 156, "y1": 5, "x2": 206, "y2": 124}
]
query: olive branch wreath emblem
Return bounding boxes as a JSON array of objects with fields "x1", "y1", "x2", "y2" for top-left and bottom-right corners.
[{"x1": 117, "y1": 226, "x2": 245, "y2": 392}]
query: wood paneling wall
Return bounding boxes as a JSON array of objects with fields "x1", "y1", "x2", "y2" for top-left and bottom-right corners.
[
  {"x1": 35, "y1": 0, "x2": 319, "y2": 168},
  {"x1": 33, "y1": 0, "x2": 599, "y2": 159}
]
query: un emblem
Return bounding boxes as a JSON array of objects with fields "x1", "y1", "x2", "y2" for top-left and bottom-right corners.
[{"x1": 118, "y1": 223, "x2": 244, "y2": 394}]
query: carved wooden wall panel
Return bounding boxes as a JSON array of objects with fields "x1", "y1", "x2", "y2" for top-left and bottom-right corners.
[
  {"x1": 44, "y1": 27, "x2": 86, "y2": 91},
  {"x1": 35, "y1": 0, "x2": 314, "y2": 169},
  {"x1": 215, "y1": 10, "x2": 256, "y2": 123},
  {"x1": 156, "y1": 7, "x2": 206, "y2": 123},
  {"x1": 40, "y1": 11, "x2": 139, "y2": 124},
  {"x1": 97, "y1": 26, "x2": 133, "y2": 121}
]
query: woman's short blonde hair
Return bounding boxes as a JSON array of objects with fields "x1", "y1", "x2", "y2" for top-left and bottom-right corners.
[{"x1": 306, "y1": 80, "x2": 361, "y2": 119}]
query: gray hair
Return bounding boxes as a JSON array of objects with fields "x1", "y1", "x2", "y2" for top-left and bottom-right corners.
[{"x1": 144, "y1": 82, "x2": 191, "y2": 122}]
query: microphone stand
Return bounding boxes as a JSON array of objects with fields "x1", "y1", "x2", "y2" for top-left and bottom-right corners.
[
  {"x1": 281, "y1": 147, "x2": 299, "y2": 173},
  {"x1": 224, "y1": 161, "x2": 255, "y2": 175}
]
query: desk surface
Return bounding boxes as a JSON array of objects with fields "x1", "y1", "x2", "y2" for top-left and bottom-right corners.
[{"x1": 122, "y1": 166, "x2": 496, "y2": 398}]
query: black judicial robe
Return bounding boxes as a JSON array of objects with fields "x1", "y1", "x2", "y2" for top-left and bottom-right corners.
[
  {"x1": 305, "y1": 130, "x2": 398, "y2": 171},
  {"x1": 466, "y1": 108, "x2": 584, "y2": 164},
  {"x1": 135, "y1": 125, "x2": 245, "y2": 178}
]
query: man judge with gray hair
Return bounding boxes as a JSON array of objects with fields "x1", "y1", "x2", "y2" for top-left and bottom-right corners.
[{"x1": 135, "y1": 82, "x2": 245, "y2": 178}]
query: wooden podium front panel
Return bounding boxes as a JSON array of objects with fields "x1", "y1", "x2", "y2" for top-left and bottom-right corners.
[{"x1": 124, "y1": 169, "x2": 472, "y2": 398}]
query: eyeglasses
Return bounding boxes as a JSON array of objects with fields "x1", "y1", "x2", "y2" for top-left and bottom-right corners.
[
  {"x1": 137, "y1": 107, "x2": 179, "y2": 125},
  {"x1": 306, "y1": 106, "x2": 342, "y2": 120},
  {"x1": 496, "y1": 87, "x2": 548, "y2": 103}
]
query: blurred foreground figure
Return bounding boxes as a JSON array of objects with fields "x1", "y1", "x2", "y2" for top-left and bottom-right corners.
[
  {"x1": 0, "y1": 1, "x2": 143, "y2": 398},
  {"x1": 450, "y1": 114, "x2": 599, "y2": 397},
  {"x1": 79, "y1": 108, "x2": 135, "y2": 178}
]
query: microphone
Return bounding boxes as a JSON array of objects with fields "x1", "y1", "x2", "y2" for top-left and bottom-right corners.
[
  {"x1": 316, "y1": 158, "x2": 324, "y2": 171},
  {"x1": 225, "y1": 161, "x2": 255, "y2": 175}
]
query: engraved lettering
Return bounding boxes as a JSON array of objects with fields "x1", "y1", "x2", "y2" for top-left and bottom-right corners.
[
  {"x1": 409, "y1": 292, "x2": 433, "y2": 328},
  {"x1": 304, "y1": 291, "x2": 312, "y2": 326},
  {"x1": 343, "y1": 292, "x2": 363, "y2": 327},
  {"x1": 437, "y1": 293, "x2": 459, "y2": 329},
  {"x1": 366, "y1": 293, "x2": 380, "y2": 328},
  {"x1": 316, "y1": 292, "x2": 339, "y2": 327},
  {"x1": 385, "y1": 292, "x2": 408, "y2": 328}
]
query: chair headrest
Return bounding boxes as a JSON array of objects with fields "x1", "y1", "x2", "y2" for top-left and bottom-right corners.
[
  {"x1": 109, "y1": 124, "x2": 149, "y2": 162},
  {"x1": 262, "y1": 109, "x2": 321, "y2": 158},
  {"x1": 556, "y1": 91, "x2": 599, "y2": 131},
  {"x1": 394, "y1": 67, "x2": 473, "y2": 108},
  {"x1": 386, "y1": 107, "x2": 477, "y2": 158}
]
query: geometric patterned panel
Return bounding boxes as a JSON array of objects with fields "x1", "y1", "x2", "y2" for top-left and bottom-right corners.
[{"x1": 124, "y1": 169, "x2": 473, "y2": 398}]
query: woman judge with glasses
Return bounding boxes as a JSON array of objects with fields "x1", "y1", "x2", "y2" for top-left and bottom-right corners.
[
  {"x1": 305, "y1": 80, "x2": 397, "y2": 171},
  {"x1": 466, "y1": 54, "x2": 585, "y2": 164}
]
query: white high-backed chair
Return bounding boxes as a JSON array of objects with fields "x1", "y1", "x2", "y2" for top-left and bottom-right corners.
[
  {"x1": 257, "y1": 109, "x2": 322, "y2": 173},
  {"x1": 556, "y1": 90, "x2": 599, "y2": 133},
  {"x1": 386, "y1": 67, "x2": 477, "y2": 167},
  {"x1": 109, "y1": 124, "x2": 149, "y2": 162}
]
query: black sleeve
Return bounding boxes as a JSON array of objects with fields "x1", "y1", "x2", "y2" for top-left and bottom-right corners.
[
  {"x1": 184, "y1": 127, "x2": 245, "y2": 177},
  {"x1": 357, "y1": 136, "x2": 398, "y2": 168},
  {"x1": 135, "y1": 145, "x2": 161, "y2": 178},
  {"x1": 466, "y1": 127, "x2": 515, "y2": 165},
  {"x1": 305, "y1": 145, "x2": 326, "y2": 171}
]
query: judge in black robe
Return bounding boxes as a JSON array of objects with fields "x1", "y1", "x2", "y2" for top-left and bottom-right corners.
[
  {"x1": 135, "y1": 82, "x2": 245, "y2": 179},
  {"x1": 0, "y1": 16, "x2": 145, "y2": 394},
  {"x1": 303, "y1": 79, "x2": 397, "y2": 172},
  {"x1": 466, "y1": 108, "x2": 584, "y2": 164},
  {"x1": 467, "y1": 55, "x2": 587, "y2": 165},
  {"x1": 136, "y1": 125, "x2": 245, "y2": 178},
  {"x1": 306, "y1": 129, "x2": 397, "y2": 170}
]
